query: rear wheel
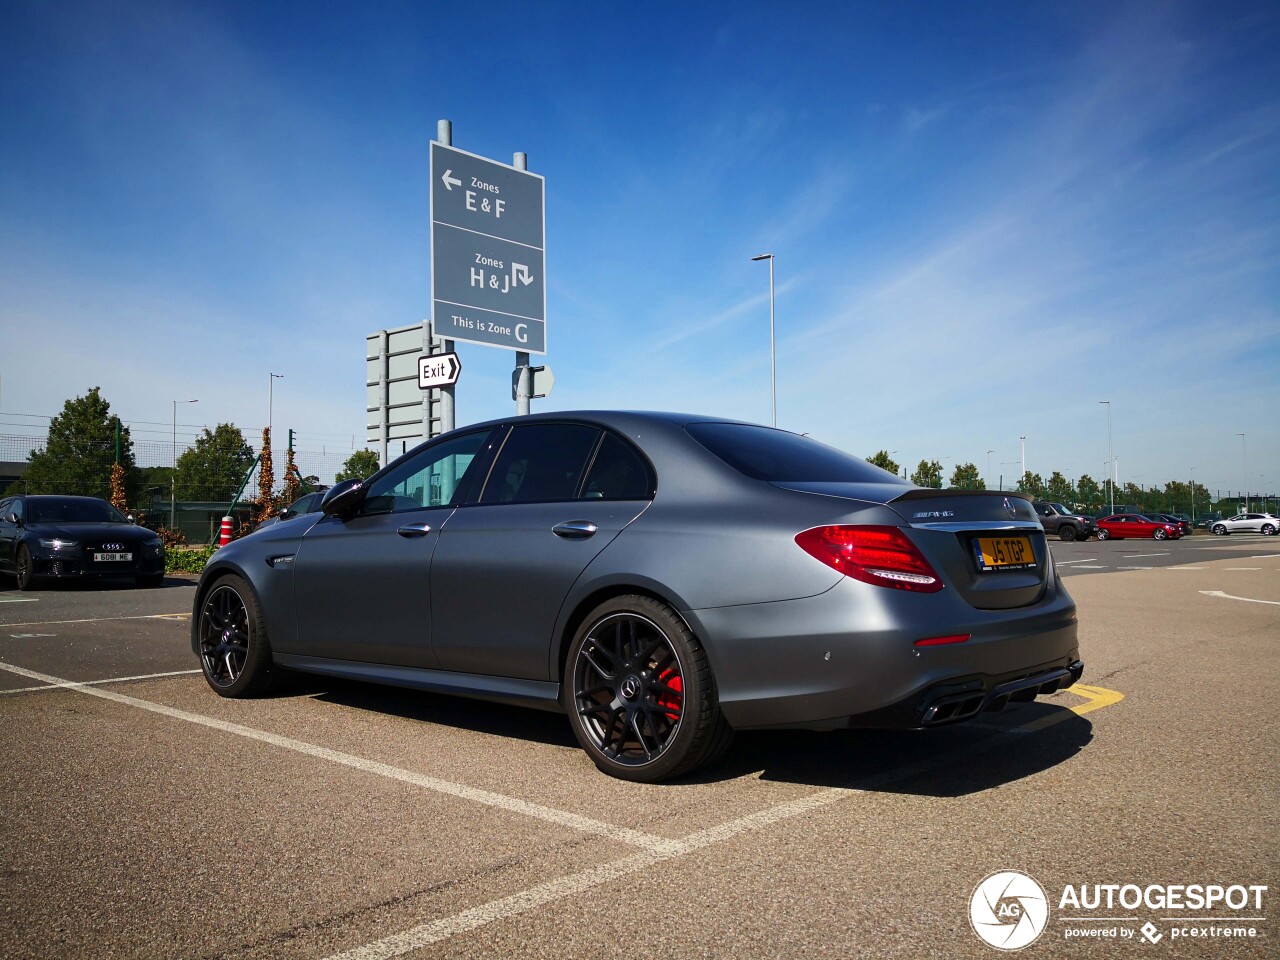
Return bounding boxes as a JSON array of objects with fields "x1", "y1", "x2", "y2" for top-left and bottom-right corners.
[
  {"x1": 1058, "y1": 525, "x2": 1077, "y2": 542},
  {"x1": 565, "y1": 595, "x2": 732, "y2": 783},
  {"x1": 1212, "y1": 524, "x2": 1227, "y2": 536},
  {"x1": 1262, "y1": 524, "x2": 1277, "y2": 536},
  {"x1": 1097, "y1": 529, "x2": 1110, "y2": 541},
  {"x1": 1153, "y1": 528, "x2": 1167, "y2": 540},
  {"x1": 15, "y1": 546, "x2": 38, "y2": 591},
  {"x1": 196, "y1": 574, "x2": 277, "y2": 697}
]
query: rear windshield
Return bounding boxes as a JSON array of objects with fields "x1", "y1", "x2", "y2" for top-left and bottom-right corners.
[{"x1": 686, "y1": 422, "x2": 895, "y2": 483}]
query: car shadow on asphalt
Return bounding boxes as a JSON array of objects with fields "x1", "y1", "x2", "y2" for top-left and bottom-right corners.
[{"x1": 291, "y1": 677, "x2": 1092, "y2": 792}]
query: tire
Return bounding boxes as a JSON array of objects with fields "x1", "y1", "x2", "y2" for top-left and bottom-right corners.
[
  {"x1": 1153, "y1": 528, "x2": 1167, "y2": 540},
  {"x1": 1058, "y1": 525, "x2": 1077, "y2": 542},
  {"x1": 15, "y1": 545, "x2": 39, "y2": 591},
  {"x1": 1097, "y1": 529, "x2": 1110, "y2": 541},
  {"x1": 564, "y1": 595, "x2": 732, "y2": 783},
  {"x1": 196, "y1": 574, "x2": 277, "y2": 697},
  {"x1": 136, "y1": 573, "x2": 165, "y2": 588},
  {"x1": 1212, "y1": 524, "x2": 1227, "y2": 536},
  {"x1": 1262, "y1": 524, "x2": 1277, "y2": 537}
]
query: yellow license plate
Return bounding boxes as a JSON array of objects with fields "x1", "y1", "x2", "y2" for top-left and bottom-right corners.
[{"x1": 972, "y1": 536, "x2": 1035, "y2": 572}]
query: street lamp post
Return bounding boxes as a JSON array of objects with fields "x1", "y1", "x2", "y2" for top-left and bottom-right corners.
[
  {"x1": 171, "y1": 398, "x2": 198, "y2": 530},
  {"x1": 269, "y1": 372, "x2": 284, "y2": 435},
  {"x1": 750, "y1": 254, "x2": 776, "y2": 427},
  {"x1": 986, "y1": 449, "x2": 995, "y2": 489},
  {"x1": 1189, "y1": 466, "x2": 1196, "y2": 523},
  {"x1": 1099, "y1": 401, "x2": 1114, "y2": 514},
  {"x1": 1019, "y1": 436, "x2": 1027, "y2": 487},
  {"x1": 1237, "y1": 433, "x2": 1247, "y2": 511}
]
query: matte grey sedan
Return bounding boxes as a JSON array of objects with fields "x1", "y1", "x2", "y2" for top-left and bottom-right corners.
[{"x1": 192, "y1": 412, "x2": 1082, "y2": 782}]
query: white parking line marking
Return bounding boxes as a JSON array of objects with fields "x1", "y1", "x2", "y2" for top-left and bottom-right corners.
[
  {"x1": 1116, "y1": 566, "x2": 1153, "y2": 570},
  {"x1": 1071, "y1": 565, "x2": 1107, "y2": 569},
  {"x1": 1121, "y1": 553, "x2": 1169, "y2": 558},
  {"x1": 1199, "y1": 590, "x2": 1280, "y2": 606},
  {"x1": 1054, "y1": 558, "x2": 1098, "y2": 565},
  {"x1": 324, "y1": 689, "x2": 1122, "y2": 960},
  {"x1": 1250, "y1": 554, "x2": 1280, "y2": 559},
  {"x1": 1165, "y1": 566, "x2": 1205, "y2": 570},
  {"x1": 0, "y1": 596, "x2": 39, "y2": 603},
  {"x1": 0, "y1": 668, "x2": 201, "y2": 696},
  {"x1": 1224, "y1": 567, "x2": 1261, "y2": 571},
  {"x1": 0, "y1": 660, "x2": 679, "y2": 854},
  {"x1": 0, "y1": 613, "x2": 189, "y2": 629}
]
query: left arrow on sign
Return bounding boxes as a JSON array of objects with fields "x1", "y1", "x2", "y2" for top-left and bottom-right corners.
[{"x1": 442, "y1": 169, "x2": 462, "y2": 191}]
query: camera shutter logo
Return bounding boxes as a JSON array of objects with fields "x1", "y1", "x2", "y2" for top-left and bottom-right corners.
[{"x1": 970, "y1": 871, "x2": 1049, "y2": 950}]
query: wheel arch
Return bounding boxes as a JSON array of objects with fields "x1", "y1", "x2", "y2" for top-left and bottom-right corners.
[{"x1": 190, "y1": 558, "x2": 263, "y2": 655}]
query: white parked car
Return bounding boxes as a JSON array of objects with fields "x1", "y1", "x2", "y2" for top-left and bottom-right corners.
[{"x1": 1211, "y1": 513, "x2": 1279, "y2": 536}]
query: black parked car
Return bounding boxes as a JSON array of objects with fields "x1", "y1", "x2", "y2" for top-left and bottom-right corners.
[
  {"x1": 1145, "y1": 513, "x2": 1192, "y2": 537},
  {"x1": 0, "y1": 495, "x2": 166, "y2": 590},
  {"x1": 1031, "y1": 502, "x2": 1095, "y2": 541}
]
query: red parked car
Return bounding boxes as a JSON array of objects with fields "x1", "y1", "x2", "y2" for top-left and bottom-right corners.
[{"x1": 1095, "y1": 514, "x2": 1183, "y2": 541}]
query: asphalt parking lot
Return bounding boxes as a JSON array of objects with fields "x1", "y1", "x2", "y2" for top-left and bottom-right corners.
[{"x1": 1, "y1": 541, "x2": 1276, "y2": 959}]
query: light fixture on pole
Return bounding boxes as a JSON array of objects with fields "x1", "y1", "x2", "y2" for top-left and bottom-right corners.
[
  {"x1": 269, "y1": 372, "x2": 284, "y2": 435},
  {"x1": 750, "y1": 253, "x2": 776, "y2": 427},
  {"x1": 986, "y1": 449, "x2": 995, "y2": 488},
  {"x1": 1235, "y1": 433, "x2": 1247, "y2": 510},
  {"x1": 171, "y1": 398, "x2": 198, "y2": 530},
  {"x1": 1099, "y1": 401, "x2": 1114, "y2": 514}
]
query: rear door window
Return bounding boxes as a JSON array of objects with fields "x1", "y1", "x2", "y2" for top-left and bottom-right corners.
[
  {"x1": 480, "y1": 423, "x2": 601, "y2": 504},
  {"x1": 581, "y1": 433, "x2": 655, "y2": 500}
]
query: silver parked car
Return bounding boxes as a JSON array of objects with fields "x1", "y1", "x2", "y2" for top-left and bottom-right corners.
[
  {"x1": 1211, "y1": 513, "x2": 1279, "y2": 536},
  {"x1": 192, "y1": 412, "x2": 1082, "y2": 782}
]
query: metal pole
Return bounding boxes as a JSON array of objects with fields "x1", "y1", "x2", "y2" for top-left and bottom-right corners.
[
  {"x1": 986, "y1": 450, "x2": 994, "y2": 489},
  {"x1": 512, "y1": 150, "x2": 532, "y2": 416},
  {"x1": 768, "y1": 256, "x2": 775, "y2": 427},
  {"x1": 171, "y1": 400, "x2": 176, "y2": 529},
  {"x1": 269, "y1": 372, "x2": 283, "y2": 434},
  {"x1": 1019, "y1": 436, "x2": 1026, "y2": 486},
  {"x1": 1237, "y1": 433, "x2": 1247, "y2": 511},
  {"x1": 378, "y1": 330, "x2": 389, "y2": 468},
  {"x1": 1100, "y1": 401, "x2": 1114, "y2": 514},
  {"x1": 437, "y1": 119, "x2": 457, "y2": 435}
]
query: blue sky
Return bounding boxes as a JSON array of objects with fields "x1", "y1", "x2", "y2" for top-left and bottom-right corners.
[{"x1": 2, "y1": 0, "x2": 1276, "y2": 494}]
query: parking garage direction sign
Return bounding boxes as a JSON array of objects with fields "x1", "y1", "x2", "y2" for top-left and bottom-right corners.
[{"x1": 431, "y1": 142, "x2": 546, "y2": 354}]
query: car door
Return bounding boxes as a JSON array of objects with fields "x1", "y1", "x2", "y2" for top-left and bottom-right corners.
[
  {"x1": 288, "y1": 429, "x2": 498, "y2": 667},
  {"x1": 430, "y1": 423, "x2": 655, "y2": 680}
]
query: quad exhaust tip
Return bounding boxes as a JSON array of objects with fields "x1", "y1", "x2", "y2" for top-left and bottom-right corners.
[{"x1": 919, "y1": 660, "x2": 1085, "y2": 726}]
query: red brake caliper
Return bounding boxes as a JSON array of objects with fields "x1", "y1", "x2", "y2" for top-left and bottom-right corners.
[{"x1": 656, "y1": 668, "x2": 683, "y2": 722}]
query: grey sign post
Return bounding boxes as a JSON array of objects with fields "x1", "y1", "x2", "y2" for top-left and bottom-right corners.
[{"x1": 430, "y1": 140, "x2": 546, "y2": 355}]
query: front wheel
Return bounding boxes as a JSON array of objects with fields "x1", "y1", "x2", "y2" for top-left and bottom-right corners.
[
  {"x1": 1212, "y1": 524, "x2": 1227, "y2": 536},
  {"x1": 1154, "y1": 528, "x2": 1167, "y2": 540},
  {"x1": 196, "y1": 574, "x2": 277, "y2": 697},
  {"x1": 1058, "y1": 526, "x2": 1077, "y2": 542},
  {"x1": 15, "y1": 546, "x2": 39, "y2": 591},
  {"x1": 1097, "y1": 529, "x2": 1110, "y2": 541},
  {"x1": 564, "y1": 595, "x2": 732, "y2": 783}
]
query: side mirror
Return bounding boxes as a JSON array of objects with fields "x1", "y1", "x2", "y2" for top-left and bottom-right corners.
[
  {"x1": 321, "y1": 478, "x2": 366, "y2": 517},
  {"x1": 126, "y1": 514, "x2": 137, "y2": 524},
  {"x1": 278, "y1": 507, "x2": 289, "y2": 518},
  {"x1": 5, "y1": 513, "x2": 18, "y2": 525}
]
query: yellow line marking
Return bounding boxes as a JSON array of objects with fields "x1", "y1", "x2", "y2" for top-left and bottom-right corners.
[{"x1": 1021, "y1": 683, "x2": 1123, "y2": 731}]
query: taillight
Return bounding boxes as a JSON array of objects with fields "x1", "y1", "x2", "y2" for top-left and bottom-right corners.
[{"x1": 795, "y1": 525, "x2": 944, "y2": 593}]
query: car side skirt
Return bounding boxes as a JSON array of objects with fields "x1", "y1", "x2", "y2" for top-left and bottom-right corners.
[{"x1": 272, "y1": 654, "x2": 563, "y2": 713}]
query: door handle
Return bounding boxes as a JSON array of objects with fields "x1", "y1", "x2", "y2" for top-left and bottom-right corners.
[
  {"x1": 552, "y1": 520, "x2": 598, "y2": 540},
  {"x1": 396, "y1": 522, "x2": 432, "y2": 538}
]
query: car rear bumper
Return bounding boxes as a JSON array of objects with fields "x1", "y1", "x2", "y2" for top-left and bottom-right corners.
[{"x1": 687, "y1": 574, "x2": 1080, "y2": 731}]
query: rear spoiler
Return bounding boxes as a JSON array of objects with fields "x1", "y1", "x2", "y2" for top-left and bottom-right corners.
[{"x1": 889, "y1": 489, "x2": 1032, "y2": 503}]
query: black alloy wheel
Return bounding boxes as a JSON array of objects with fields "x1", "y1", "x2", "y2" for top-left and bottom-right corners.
[
  {"x1": 197, "y1": 574, "x2": 276, "y2": 697},
  {"x1": 565, "y1": 596, "x2": 731, "y2": 782},
  {"x1": 15, "y1": 546, "x2": 37, "y2": 591},
  {"x1": 1059, "y1": 525, "x2": 1077, "y2": 542}
]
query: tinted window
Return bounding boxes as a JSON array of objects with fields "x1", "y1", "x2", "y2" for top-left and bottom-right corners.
[
  {"x1": 27, "y1": 498, "x2": 125, "y2": 523},
  {"x1": 686, "y1": 422, "x2": 896, "y2": 483},
  {"x1": 362, "y1": 430, "x2": 491, "y2": 515},
  {"x1": 582, "y1": 434, "x2": 654, "y2": 500},
  {"x1": 481, "y1": 423, "x2": 600, "y2": 504}
]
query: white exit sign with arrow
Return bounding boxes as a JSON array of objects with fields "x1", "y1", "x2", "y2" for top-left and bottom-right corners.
[{"x1": 419, "y1": 352, "x2": 462, "y2": 389}]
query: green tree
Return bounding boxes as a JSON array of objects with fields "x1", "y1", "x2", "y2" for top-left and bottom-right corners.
[
  {"x1": 176, "y1": 423, "x2": 255, "y2": 501},
  {"x1": 865, "y1": 450, "x2": 900, "y2": 476},
  {"x1": 1077, "y1": 474, "x2": 1101, "y2": 511},
  {"x1": 337, "y1": 449, "x2": 381, "y2": 482},
  {"x1": 1045, "y1": 471, "x2": 1074, "y2": 503},
  {"x1": 910, "y1": 459, "x2": 943, "y2": 488},
  {"x1": 1018, "y1": 471, "x2": 1045, "y2": 498},
  {"x1": 9, "y1": 387, "x2": 134, "y2": 498},
  {"x1": 949, "y1": 463, "x2": 984, "y2": 489}
]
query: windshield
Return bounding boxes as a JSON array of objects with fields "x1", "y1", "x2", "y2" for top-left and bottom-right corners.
[
  {"x1": 1049, "y1": 503, "x2": 1072, "y2": 515},
  {"x1": 28, "y1": 498, "x2": 128, "y2": 524},
  {"x1": 686, "y1": 422, "x2": 899, "y2": 483}
]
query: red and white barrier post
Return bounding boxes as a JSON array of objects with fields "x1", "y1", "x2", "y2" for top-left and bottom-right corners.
[{"x1": 219, "y1": 516, "x2": 233, "y2": 547}]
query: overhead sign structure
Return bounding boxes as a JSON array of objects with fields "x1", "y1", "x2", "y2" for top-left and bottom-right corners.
[
  {"x1": 430, "y1": 141, "x2": 546, "y2": 354},
  {"x1": 419, "y1": 352, "x2": 462, "y2": 389},
  {"x1": 367, "y1": 323, "x2": 450, "y2": 464}
]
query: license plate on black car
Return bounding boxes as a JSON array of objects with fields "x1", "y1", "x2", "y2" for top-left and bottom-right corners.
[
  {"x1": 972, "y1": 536, "x2": 1034, "y2": 572},
  {"x1": 94, "y1": 552, "x2": 132, "y2": 562}
]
